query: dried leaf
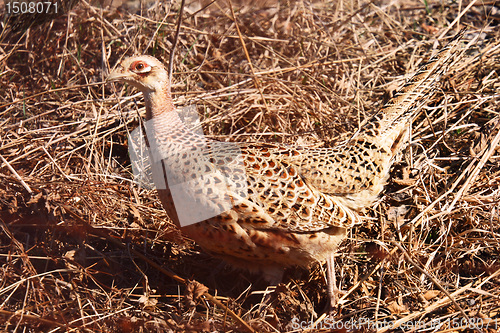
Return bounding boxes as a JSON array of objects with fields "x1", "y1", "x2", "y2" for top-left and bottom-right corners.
[
  {"x1": 423, "y1": 290, "x2": 441, "y2": 301},
  {"x1": 387, "y1": 296, "x2": 408, "y2": 314},
  {"x1": 184, "y1": 280, "x2": 209, "y2": 307}
]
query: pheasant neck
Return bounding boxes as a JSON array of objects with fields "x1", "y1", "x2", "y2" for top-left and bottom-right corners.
[
  {"x1": 144, "y1": 87, "x2": 175, "y2": 121},
  {"x1": 143, "y1": 87, "x2": 207, "y2": 147}
]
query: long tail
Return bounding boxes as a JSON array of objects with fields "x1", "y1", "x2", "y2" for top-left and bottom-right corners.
[{"x1": 353, "y1": 30, "x2": 465, "y2": 153}]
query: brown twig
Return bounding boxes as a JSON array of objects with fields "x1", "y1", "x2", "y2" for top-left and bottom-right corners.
[{"x1": 168, "y1": 0, "x2": 186, "y2": 84}]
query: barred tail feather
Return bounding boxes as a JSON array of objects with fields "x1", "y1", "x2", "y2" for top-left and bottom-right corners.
[{"x1": 353, "y1": 30, "x2": 465, "y2": 152}]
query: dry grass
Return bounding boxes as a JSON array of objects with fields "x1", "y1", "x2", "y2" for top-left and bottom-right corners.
[{"x1": 1, "y1": 0, "x2": 500, "y2": 332}]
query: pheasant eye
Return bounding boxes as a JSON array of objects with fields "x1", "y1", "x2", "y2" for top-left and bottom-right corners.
[{"x1": 130, "y1": 61, "x2": 151, "y2": 74}]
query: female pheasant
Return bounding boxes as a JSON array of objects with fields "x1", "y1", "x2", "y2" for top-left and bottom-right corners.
[{"x1": 107, "y1": 33, "x2": 462, "y2": 306}]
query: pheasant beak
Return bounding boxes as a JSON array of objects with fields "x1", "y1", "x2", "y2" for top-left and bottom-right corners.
[{"x1": 106, "y1": 67, "x2": 127, "y2": 82}]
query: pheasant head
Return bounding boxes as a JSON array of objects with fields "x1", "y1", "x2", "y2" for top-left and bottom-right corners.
[{"x1": 107, "y1": 55, "x2": 174, "y2": 119}]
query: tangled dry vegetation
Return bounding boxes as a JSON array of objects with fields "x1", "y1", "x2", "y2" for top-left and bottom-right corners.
[{"x1": 1, "y1": 0, "x2": 500, "y2": 332}]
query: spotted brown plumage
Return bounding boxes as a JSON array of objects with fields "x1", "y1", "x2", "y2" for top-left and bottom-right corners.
[{"x1": 107, "y1": 32, "x2": 462, "y2": 306}]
